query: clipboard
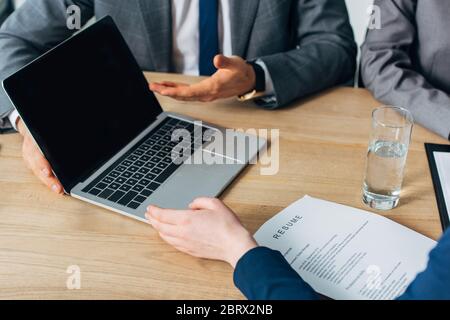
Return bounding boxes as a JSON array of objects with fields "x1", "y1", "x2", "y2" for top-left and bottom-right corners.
[{"x1": 425, "y1": 143, "x2": 450, "y2": 230}]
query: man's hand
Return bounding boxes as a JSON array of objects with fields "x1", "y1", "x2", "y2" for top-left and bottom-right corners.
[
  {"x1": 17, "y1": 118, "x2": 63, "y2": 194},
  {"x1": 146, "y1": 198, "x2": 258, "y2": 268},
  {"x1": 149, "y1": 55, "x2": 256, "y2": 102}
]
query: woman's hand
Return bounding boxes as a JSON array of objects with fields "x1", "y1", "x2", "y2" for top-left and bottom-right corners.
[{"x1": 146, "y1": 198, "x2": 258, "y2": 268}]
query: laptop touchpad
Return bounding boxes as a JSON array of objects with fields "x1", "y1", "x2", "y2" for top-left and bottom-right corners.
[{"x1": 145, "y1": 152, "x2": 246, "y2": 210}]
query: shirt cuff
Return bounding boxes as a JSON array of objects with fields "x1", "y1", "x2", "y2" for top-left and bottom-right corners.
[
  {"x1": 252, "y1": 60, "x2": 278, "y2": 107},
  {"x1": 233, "y1": 246, "x2": 272, "y2": 289},
  {"x1": 255, "y1": 60, "x2": 275, "y2": 97},
  {"x1": 8, "y1": 109, "x2": 20, "y2": 131},
  {"x1": 233, "y1": 246, "x2": 284, "y2": 291},
  {"x1": 233, "y1": 246, "x2": 321, "y2": 300}
]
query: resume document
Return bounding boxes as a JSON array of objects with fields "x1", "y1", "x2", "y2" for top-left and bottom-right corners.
[{"x1": 254, "y1": 196, "x2": 436, "y2": 300}]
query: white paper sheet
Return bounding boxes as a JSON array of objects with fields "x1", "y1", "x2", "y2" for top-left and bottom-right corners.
[
  {"x1": 434, "y1": 152, "x2": 450, "y2": 223},
  {"x1": 254, "y1": 196, "x2": 436, "y2": 300}
]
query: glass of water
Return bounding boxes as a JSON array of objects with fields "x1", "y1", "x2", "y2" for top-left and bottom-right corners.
[{"x1": 363, "y1": 106, "x2": 414, "y2": 210}]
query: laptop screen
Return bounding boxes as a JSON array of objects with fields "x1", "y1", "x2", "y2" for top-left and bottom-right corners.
[{"x1": 3, "y1": 17, "x2": 163, "y2": 192}]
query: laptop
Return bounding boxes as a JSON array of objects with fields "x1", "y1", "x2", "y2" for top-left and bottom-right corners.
[{"x1": 2, "y1": 16, "x2": 265, "y2": 223}]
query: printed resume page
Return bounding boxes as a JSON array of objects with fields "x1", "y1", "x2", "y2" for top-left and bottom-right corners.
[{"x1": 254, "y1": 196, "x2": 436, "y2": 300}]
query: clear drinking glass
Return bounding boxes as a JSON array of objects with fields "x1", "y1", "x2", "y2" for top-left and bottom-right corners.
[{"x1": 363, "y1": 106, "x2": 414, "y2": 211}]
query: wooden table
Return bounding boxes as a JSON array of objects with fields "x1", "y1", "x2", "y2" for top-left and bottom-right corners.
[{"x1": 0, "y1": 72, "x2": 447, "y2": 299}]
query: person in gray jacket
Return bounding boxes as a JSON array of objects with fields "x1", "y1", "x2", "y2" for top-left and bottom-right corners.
[
  {"x1": 0, "y1": 0, "x2": 13, "y2": 26},
  {"x1": 361, "y1": 0, "x2": 450, "y2": 140},
  {"x1": 0, "y1": 0, "x2": 356, "y2": 194}
]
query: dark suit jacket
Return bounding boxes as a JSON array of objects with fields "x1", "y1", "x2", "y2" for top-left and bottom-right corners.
[
  {"x1": 234, "y1": 229, "x2": 450, "y2": 300},
  {"x1": 0, "y1": 0, "x2": 356, "y2": 122}
]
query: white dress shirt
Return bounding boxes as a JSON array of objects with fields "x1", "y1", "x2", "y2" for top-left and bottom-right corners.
[
  {"x1": 13, "y1": 0, "x2": 25, "y2": 8},
  {"x1": 3, "y1": 0, "x2": 274, "y2": 131},
  {"x1": 172, "y1": 0, "x2": 233, "y2": 75}
]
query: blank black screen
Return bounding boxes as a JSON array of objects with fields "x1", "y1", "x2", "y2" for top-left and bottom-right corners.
[{"x1": 3, "y1": 17, "x2": 163, "y2": 192}]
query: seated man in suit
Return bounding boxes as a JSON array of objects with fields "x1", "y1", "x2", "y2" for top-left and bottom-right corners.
[
  {"x1": 0, "y1": 0, "x2": 356, "y2": 194},
  {"x1": 145, "y1": 198, "x2": 450, "y2": 300},
  {"x1": 361, "y1": 0, "x2": 450, "y2": 140}
]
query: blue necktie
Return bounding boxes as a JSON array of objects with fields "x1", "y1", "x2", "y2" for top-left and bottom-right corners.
[{"x1": 199, "y1": 0, "x2": 219, "y2": 76}]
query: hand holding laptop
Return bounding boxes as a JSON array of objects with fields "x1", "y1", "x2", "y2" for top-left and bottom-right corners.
[
  {"x1": 16, "y1": 117, "x2": 63, "y2": 194},
  {"x1": 3, "y1": 17, "x2": 264, "y2": 220}
]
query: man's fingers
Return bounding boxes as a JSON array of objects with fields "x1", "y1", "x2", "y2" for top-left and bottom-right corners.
[
  {"x1": 30, "y1": 162, "x2": 63, "y2": 194},
  {"x1": 16, "y1": 117, "x2": 26, "y2": 136},
  {"x1": 178, "y1": 80, "x2": 215, "y2": 98},
  {"x1": 214, "y1": 54, "x2": 234, "y2": 69},
  {"x1": 149, "y1": 83, "x2": 168, "y2": 93},
  {"x1": 159, "y1": 86, "x2": 191, "y2": 97},
  {"x1": 152, "y1": 78, "x2": 216, "y2": 100},
  {"x1": 158, "y1": 81, "x2": 180, "y2": 87},
  {"x1": 146, "y1": 205, "x2": 192, "y2": 225},
  {"x1": 159, "y1": 233, "x2": 188, "y2": 250},
  {"x1": 150, "y1": 82, "x2": 187, "y2": 92},
  {"x1": 189, "y1": 197, "x2": 223, "y2": 211},
  {"x1": 25, "y1": 143, "x2": 63, "y2": 194},
  {"x1": 43, "y1": 176, "x2": 63, "y2": 194},
  {"x1": 151, "y1": 84, "x2": 196, "y2": 99},
  {"x1": 148, "y1": 215, "x2": 183, "y2": 237}
]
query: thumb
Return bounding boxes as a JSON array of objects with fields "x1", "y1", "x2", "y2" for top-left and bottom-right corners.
[
  {"x1": 214, "y1": 55, "x2": 236, "y2": 70},
  {"x1": 189, "y1": 197, "x2": 221, "y2": 210}
]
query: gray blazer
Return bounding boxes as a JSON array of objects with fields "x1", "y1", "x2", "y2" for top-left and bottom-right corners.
[
  {"x1": 0, "y1": 0, "x2": 13, "y2": 26},
  {"x1": 361, "y1": 0, "x2": 450, "y2": 139},
  {"x1": 0, "y1": 0, "x2": 356, "y2": 125}
]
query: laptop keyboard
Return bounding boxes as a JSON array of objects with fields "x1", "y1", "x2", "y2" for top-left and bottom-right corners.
[{"x1": 82, "y1": 117, "x2": 209, "y2": 209}]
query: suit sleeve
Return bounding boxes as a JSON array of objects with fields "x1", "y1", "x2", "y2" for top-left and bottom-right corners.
[
  {"x1": 233, "y1": 247, "x2": 320, "y2": 300},
  {"x1": 0, "y1": 0, "x2": 94, "y2": 121},
  {"x1": 258, "y1": 0, "x2": 357, "y2": 109},
  {"x1": 397, "y1": 229, "x2": 450, "y2": 300},
  {"x1": 361, "y1": 0, "x2": 450, "y2": 139}
]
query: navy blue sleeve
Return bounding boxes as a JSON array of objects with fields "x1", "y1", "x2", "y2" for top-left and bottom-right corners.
[
  {"x1": 398, "y1": 229, "x2": 450, "y2": 300},
  {"x1": 233, "y1": 247, "x2": 320, "y2": 300}
]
